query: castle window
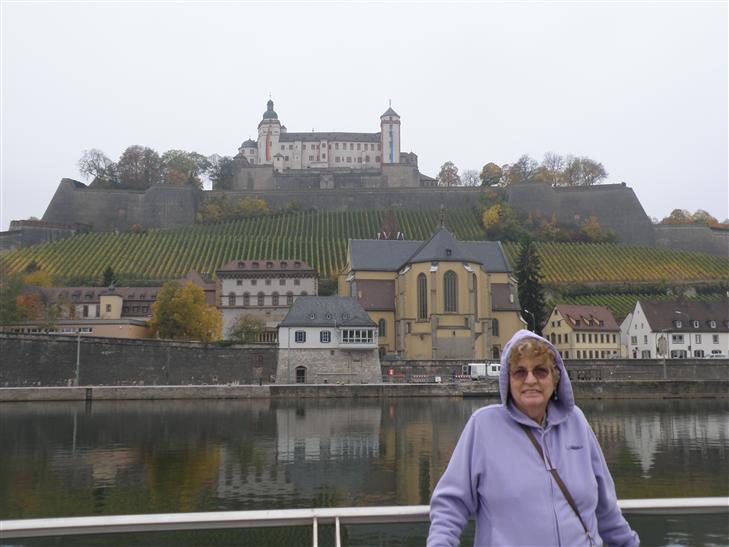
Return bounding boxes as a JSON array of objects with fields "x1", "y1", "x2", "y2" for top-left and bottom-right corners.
[
  {"x1": 251, "y1": 279, "x2": 257, "y2": 286},
  {"x1": 303, "y1": 144, "x2": 306, "y2": 150},
  {"x1": 266, "y1": 261, "x2": 273, "y2": 269},
  {"x1": 378, "y1": 144, "x2": 381, "y2": 150},
  {"x1": 322, "y1": 154, "x2": 326, "y2": 160},
  {"x1": 287, "y1": 292, "x2": 294, "y2": 305},
  {"x1": 444, "y1": 270, "x2": 458, "y2": 313},
  {"x1": 336, "y1": 157, "x2": 340, "y2": 163},
  {"x1": 289, "y1": 145, "x2": 293, "y2": 150},
  {"x1": 243, "y1": 293, "x2": 250, "y2": 306},
  {"x1": 347, "y1": 157, "x2": 352, "y2": 163},
  {"x1": 279, "y1": 279, "x2": 285, "y2": 286},
  {"x1": 349, "y1": 143, "x2": 354, "y2": 150},
  {"x1": 309, "y1": 155, "x2": 314, "y2": 161},
  {"x1": 252, "y1": 262, "x2": 259, "y2": 269},
  {"x1": 265, "y1": 279, "x2": 271, "y2": 285},
  {"x1": 257, "y1": 292, "x2": 265, "y2": 306},
  {"x1": 236, "y1": 279, "x2": 242, "y2": 286},
  {"x1": 358, "y1": 157, "x2": 362, "y2": 163},
  {"x1": 228, "y1": 292, "x2": 236, "y2": 307},
  {"x1": 294, "y1": 279, "x2": 300, "y2": 286},
  {"x1": 285, "y1": 156, "x2": 289, "y2": 160},
  {"x1": 375, "y1": 156, "x2": 380, "y2": 162},
  {"x1": 365, "y1": 155, "x2": 370, "y2": 162},
  {"x1": 335, "y1": 143, "x2": 339, "y2": 149},
  {"x1": 417, "y1": 273, "x2": 427, "y2": 321},
  {"x1": 272, "y1": 292, "x2": 279, "y2": 306},
  {"x1": 357, "y1": 143, "x2": 361, "y2": 150},
  {"x1": 281, "y1": 261, "x2": 287, "y2": 268},
  {"x1": 295, "y1": 331, "x2": 306, "y2": 343}
]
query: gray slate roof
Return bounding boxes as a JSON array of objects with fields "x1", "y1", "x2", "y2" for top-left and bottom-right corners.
[
  {"x1": 381, "y1": 107, "x2": 399, "y2": 117},
  {"x1": 348, "y1": 228, "x2": 512, "y2": 273},
  {"x1": 407, "y1": 227, "x2": 480, "y2": 264},
  {"x1": 279, "y1": 132, "x2": 381, "y2": 143},
  {"x1": 639, "y1": 298, "x2": 729, "y2": 332},
  {"x1": 279, "y1": 296, "x2": 375, "y2": 327}
]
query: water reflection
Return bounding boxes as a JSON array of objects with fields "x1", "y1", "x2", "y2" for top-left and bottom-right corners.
[{"x1": 1, "y1": 398, "x2": 727, "y2": 544}]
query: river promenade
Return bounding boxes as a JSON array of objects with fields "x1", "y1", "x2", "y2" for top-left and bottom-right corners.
[{"x1": 1, "y1": 379, "x2": 727, "y2": 401}]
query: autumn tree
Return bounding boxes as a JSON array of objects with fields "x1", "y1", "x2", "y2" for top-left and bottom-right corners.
[
  {"x1": 514, "y1": 240, "x2": 547, "y2": 335},
  {"x1": 504, "y1": 155, "x2": 538, "y2": 185},
  {"x1": 660, "y1": 209, "x2": 692, "y2": 225},
  {"x1": 117, "y1": 145, "x2": 163, "y2": 189},
  {"x1": 437, "y1": 161, "x2": 461, "y2": 187},
  {"x1": 161, "y1": 150, "x2": 211, "y2": 188},
  {"x1": 149, "y1": 281, "x2": 221, "y2": 342},
  {"x1": 480, "y1": 162, "x2": 503, "y2": 186},
  {"x1": 208, "y1": 155, "x2": 238, "y2": 190},
  {"x1": 227, "y1": 314, "x2": 265, "y2": 343},
  {"x1": 78, "y1": 149, "x2": 119, "y2": 188},
  {"x1": 561, "y1": 156, "x2": 607, "y2": 186},
  {"x1": 0, "y1": 269, "x2": 23, "y2": 324},
  {"x1": 461, "y1": 169, "x2": 481, "y2": 187}
]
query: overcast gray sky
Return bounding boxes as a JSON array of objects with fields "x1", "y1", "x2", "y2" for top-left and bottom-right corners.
[{"x1": 2, "y1": 1, "x2": 727, "y2": 231}]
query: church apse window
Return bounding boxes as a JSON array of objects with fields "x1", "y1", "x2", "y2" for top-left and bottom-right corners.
[
  {"x1": 444, "y1": 271, "x2": 458, "y2": 313},
  {"x1": 378, "y1": 318, "x2": 386, "y2": 337},
  {"x1": 417, "y1": 273, "x2": 428, "y2": 321}
]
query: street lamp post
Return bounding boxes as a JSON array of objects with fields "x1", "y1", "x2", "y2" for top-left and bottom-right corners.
[
  {"x1": 74, "y1": 329, "x2": 81, "y2": 387},
  {"x1": 523, "y1": 309, "x2": 535, "y2": 332}
]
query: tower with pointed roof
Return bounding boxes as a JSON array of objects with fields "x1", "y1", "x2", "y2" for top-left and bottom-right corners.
[
  {"x1": 380, "y1": 105, "x2": 401, "y2": 164},
  {"x1": 257, "y1": 99, "x2": 282, "y2": 166}
]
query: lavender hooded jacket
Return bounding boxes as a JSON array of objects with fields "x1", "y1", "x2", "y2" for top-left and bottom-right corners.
[{"x1": 427, "y1": 330, "x2": 639, "y2": 546}]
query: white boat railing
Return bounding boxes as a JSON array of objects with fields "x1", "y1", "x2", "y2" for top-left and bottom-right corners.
[{"x1": 1, "y1": 497, "x2": 727, "y2": 545}]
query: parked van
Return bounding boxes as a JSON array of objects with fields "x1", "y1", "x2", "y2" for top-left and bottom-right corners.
[{"x1": 463, "y1": 362, "x2": 501, "y2": 380}]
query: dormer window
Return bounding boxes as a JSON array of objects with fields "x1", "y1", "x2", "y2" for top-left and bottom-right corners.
[
  {"x1": 308, "y1": 313, "x2": 316, "y2": 319},
  {"x1": 446, "y1": 248, "x2": 452, "y2": 256},
  {"x1": 294, "y1": 261, "x2": 301, "y2": 269},
  {"x1": 252, "y1": 262, "x2": 259, "y2": 269},
  {"x1": 692, "y1": 320, "x2": 700, "y2": 328},
  {"x1": 709, "y1": 320, "x2": 717, "y2": 328},
  {"x1": 281, "y1": 261, "x2": 288, "y2": 269},
  {"x1": 574, "y1": 319, "x2": 581, "y2": 326},
  {"x1": 599, "y1": 320, "x2": 605, "y2": 327},
  {"x1": 675, "y1": 320, "x2": 682, "y2": 328},
  {"x1": 238, "y1": 262, "x2": 245, "y2": 269},
  {"x1": 266, "y1": 262, "x2": 273, "y2": 269}
]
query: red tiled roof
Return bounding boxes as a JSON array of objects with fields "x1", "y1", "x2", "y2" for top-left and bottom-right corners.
[{"x1": 554, "y1": 304, "x2": 619, "y2": 331}]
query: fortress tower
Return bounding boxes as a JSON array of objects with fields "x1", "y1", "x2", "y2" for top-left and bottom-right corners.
[
  {"x1": 380, "y1": 106, "x2": 401, "y2": 164},
  {"x1": 257, "y1": 99, "x2": 282, "y2": 165}
]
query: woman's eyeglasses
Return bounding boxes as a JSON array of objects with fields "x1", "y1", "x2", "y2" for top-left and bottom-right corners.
[{"x1": 510, "y1": 366, "x2": 551, "y2": 381}]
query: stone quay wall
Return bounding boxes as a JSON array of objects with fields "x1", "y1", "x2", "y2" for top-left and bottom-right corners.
[{"x1": 0, "y1": 334, "x2": 276, "y2": 388}]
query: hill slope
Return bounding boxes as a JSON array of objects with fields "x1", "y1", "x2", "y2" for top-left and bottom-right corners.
[{"x1": 2, "y1": 209, "x2": 727, "y2": 286}]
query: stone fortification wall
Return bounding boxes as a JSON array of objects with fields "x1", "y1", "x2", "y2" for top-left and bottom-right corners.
[
  {"x1": 0, "y1": 334, "x2": 276, "y2": 387},
  {"x1": 655, "y1": 224, "x2": 729, "y2": 257},
  {"x1": 380, "y1": 358, "x2": 729, "y2": 382},
  {"x1": 206, "y1": 187, "x2": 480, "y2": 212},
  {"x1": 227, "y1": 164, "x2": 420, "y2": 192},
  {"x1": 42, "y1": 179, "x2": 200, "y2": 231},
  {"x1": 506, "y1": 182, "x2": 656, "y2": 246}
]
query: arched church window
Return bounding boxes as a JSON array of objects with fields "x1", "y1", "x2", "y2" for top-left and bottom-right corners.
[
  {"x1": 444, "y1": 271, "x2": 458, "y2": 313},
  {"x1": 417, "y1": 273, "x2": 428, "y2": 321}
]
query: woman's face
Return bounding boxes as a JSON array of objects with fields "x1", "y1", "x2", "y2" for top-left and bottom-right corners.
[{"x1": 509, "y1": 355, "x2": 555, "y2": 423}]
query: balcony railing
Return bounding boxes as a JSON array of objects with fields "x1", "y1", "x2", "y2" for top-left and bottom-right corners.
[{"x1": 1, "y1": 497, "x2": 726, "y2": 545}]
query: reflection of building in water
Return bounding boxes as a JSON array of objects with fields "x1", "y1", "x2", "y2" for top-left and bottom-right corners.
[
  {"x1": 215, "y1": 445, "x2": 295, "y2": 503},
  {"x1": 276, "y1": 404, "x2": 381, "y2": 463},
  {"x1": 591, "y1": 411, "x2": 729, "y2": 478},
  {"x1": 53, "y1": 447, "x2": 139, "y2": 488}
]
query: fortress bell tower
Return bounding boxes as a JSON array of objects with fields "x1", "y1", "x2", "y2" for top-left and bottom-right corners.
[
  {"x1": 257, "y1": 99, "x2": 282, "y2": 165},
  {"x1": 380, "y1": 105, "x2": 401, "y2": 164}
]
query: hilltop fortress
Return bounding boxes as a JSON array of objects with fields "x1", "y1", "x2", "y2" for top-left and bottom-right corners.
[{"x1": 5, "y1": 100, "x2": 727, "y2": 256}]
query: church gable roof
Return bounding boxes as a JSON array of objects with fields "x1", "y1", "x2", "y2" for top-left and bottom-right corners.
[
  {"x1": 405, "y1": 226, "x2": 480, "y2": 265},
  {"x1": 348, "y1": 234, "x2": 512, "y2": 273}
]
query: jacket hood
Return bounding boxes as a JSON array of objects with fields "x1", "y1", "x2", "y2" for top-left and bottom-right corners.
[{"x1": 499, "y1": 329, "x2": 575, "y2": 425}]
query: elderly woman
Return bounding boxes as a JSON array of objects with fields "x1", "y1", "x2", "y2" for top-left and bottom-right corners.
[{"x1": 428, "y1": 330, "x2": 639, "y2": 547}]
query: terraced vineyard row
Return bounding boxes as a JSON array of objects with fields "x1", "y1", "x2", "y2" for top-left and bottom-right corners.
[
  {"x1": 561, "y1": 293, "x2": 727, "y2": 323},
  {"x1": 2, "y1": 208, "x2": 727, "y2": 285},
  {"x1": 0, "y1": 209, "x2": 484, "y2": 282},
  {"x1": 501, "y1": 242, "x2": 728, "y2": 285}
]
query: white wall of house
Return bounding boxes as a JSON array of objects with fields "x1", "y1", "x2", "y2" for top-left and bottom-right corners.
[{"x1": 279, "y1": 326, "x2": 378, "y2": 350}]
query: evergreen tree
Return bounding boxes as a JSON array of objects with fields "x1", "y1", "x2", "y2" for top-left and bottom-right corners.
[
  {"x1": 515, "y1": 239, "x2": 547, "y2": 335},
  {"x1": 101, "y1": 266, "x2": 116, "y2": 287}
]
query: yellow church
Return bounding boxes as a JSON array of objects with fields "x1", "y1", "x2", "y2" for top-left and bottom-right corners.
[{"x1": 338, "y1": 223, "x2": 524, "y2": 360}]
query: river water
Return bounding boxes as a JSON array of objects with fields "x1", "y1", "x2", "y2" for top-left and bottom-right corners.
[{"x1": 1, "y1": 397, "x2": 727, "y2": 546}]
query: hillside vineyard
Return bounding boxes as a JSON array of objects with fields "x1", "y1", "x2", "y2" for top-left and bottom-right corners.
[{"x1": 2, "y1": 209, "x2": 727, "y2": 284}]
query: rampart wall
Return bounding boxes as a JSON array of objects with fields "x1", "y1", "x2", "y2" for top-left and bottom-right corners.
[
  {"x1": 0, "y1": 334, "x2": 276, "y2": 387},
  {"x1": 37, "y1": 178, "x2": 726, "y2": 256}
]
